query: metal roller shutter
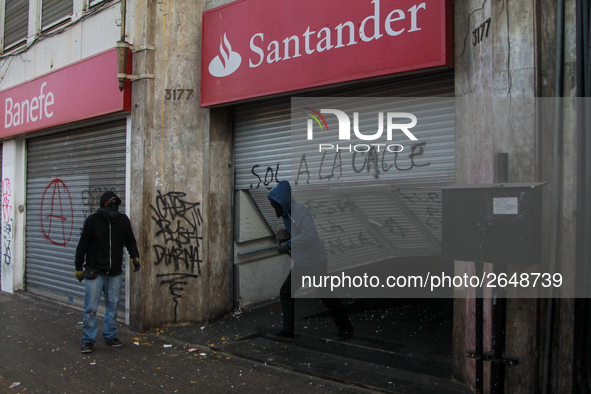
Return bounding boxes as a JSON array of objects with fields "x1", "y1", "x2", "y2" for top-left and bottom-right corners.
[
  {"x1": 233, "y1": 70, "x2": 455, "y2": 271},
  {"x1": 25, "y1": 120, "x2": 127, "y2": 304},
  {"x1": 235, "y1": 71, "x2": 455, "y2": 191},
  {"x1": 3, "y1": 0, "x2": 28, "y2": 49},
  {"x1": 42, "y1": 0, "x2": 72, "y2": 30}
]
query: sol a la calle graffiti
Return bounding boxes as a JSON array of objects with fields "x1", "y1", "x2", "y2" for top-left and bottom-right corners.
[{"x1": 249, "y1": 142, "x2": 431, "y2": 190}]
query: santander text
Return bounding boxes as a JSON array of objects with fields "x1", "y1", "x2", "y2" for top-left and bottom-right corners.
[{"x1": 249, "y1": 1, "x2": 427, "y2": 67}]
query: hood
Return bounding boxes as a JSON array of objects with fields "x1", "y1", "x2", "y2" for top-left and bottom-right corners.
[
  {"x1": 267, "y1": 180, "x2": 291, "y2": 215},
  {"x1": 99, "y1": 191, "x2": 121, "y2": 207}
]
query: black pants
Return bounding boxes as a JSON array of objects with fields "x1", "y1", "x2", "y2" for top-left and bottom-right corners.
[{"x1": 279, "y1": 264, "x2": 353, "y2": 333}]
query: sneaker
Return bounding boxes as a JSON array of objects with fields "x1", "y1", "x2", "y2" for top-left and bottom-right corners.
[
  {"x1": 267, "y1": 330, "x2": 294, "y2": 342},
  {"x1": 335, "y1": 329, "x2": 354, "y2": 341},
  {"x1": 80, "y1": 342, "x2": 93, "y2": 353},
  {"x1": 106, "y1": 338, "x2": 123, "y2": 348}
]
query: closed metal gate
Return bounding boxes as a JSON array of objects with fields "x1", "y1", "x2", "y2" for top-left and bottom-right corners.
[
  {"x1": 25, "y1": 120, "x2": 127, "y2": 303},
  {"x1": 233, "y1": 71, "x2": 455, "y2": 271}
]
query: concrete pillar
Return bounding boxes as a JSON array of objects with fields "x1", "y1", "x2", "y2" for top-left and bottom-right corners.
[
  {"x1": 538, "y1": 0, "x2": 578, "y2": 391},
  {"x1": 128, "y1": 0, "x2": 233, "y2": 330},
  {"x1": 453, "y1": 0, "x2": 539, "y2": 392},
  {"x1": 206, "y1": 107, "x2": 233, "y2": 319},
  {"x1": 1, "y1": 140, "x2": 26, "y2": 294},
  {"x1": 453, "y1": 0, "x2": 578, "y2": 392}
]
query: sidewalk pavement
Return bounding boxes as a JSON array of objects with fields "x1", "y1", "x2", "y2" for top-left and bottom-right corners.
[
  {"x1": 158, "y1": 297, "x2": 471, "y2": 394},
  {"x1": 0, "y1": 291, "x2": 380, "y2": 394}
]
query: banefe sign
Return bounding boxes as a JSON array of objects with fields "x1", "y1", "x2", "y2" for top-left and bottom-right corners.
[
  {"x1": 201, "y1": 0, "x2": 453, "y2": 107},
  {"x1": 0, "y1": 48, "x2": 131, "y2": 139}
]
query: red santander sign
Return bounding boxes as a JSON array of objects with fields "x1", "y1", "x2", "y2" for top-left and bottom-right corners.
[
  {"x1": 0, "y1": 48, "x2": 131, "y2": 138},
  {"x1": 201, "y1": 0, "x2": 453, "y2": 107}
]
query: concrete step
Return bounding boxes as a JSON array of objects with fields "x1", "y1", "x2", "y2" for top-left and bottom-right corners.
[
  {"x1": 217, "y1": 335, "x2": 471, "y2": 394},
  {"x1": 258, "y1": 325, "x2": 452, "y2": 379}
]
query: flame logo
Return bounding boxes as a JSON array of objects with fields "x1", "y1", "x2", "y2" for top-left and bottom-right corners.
[
  {"x1": 303, "y1": 107, "x2": 328, "y2": 131},
  {"x1": 208, "y1": 33, "x2": 242, "y2": 77}
]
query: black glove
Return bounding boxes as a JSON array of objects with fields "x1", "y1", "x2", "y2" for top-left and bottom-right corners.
[
  {"x1": 277, "y1": 242, "x2": 290, "y2": 254},
  {"x1": 276, "y1": 228, "x2": 291, "y2": 244},
  {"x1": 132, "y1": 257, "x2": 141, "y2": 272}
]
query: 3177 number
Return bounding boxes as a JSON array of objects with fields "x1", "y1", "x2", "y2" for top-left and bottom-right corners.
[
  {"x1": 165, "y1": 89, "x2": 194, "y2": 100},
  {"x1": 473, "y1": 17, "x2": 492, "y2": 46}
]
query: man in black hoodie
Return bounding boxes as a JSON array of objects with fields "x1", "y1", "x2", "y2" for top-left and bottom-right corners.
[
  {"x1": 75, "y1": 191, "x2": 140, "y2": 353},
  {"x1": 267, "y1": 181, "x2": 353, "y2": 342}
]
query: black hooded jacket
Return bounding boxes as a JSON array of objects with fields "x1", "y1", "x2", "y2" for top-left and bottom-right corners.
[{"x1": 75, "y1": 191, "x2": 140, "y2": 276}]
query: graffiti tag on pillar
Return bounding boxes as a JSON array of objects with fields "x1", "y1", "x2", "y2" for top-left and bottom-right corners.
[
  {"x1": 151, "y1": 191, "x2": 203, "y2": 273},
  {"x1": 151, "y1": 190, "x2": 203, "y2": 323},
  {"x1": 40, "y1": 178, "x2": 74, "y2": 246},
  {"x1": 156, "y1": 273, "x2": 200, "y2": 324},
  {"x1": 3, "y1": 219, "x2": 12, "y2": 266},
  {"x1": 2, "y1": 178, "x2": 12, "y2": 222},
  {"x1": 3, "y1": 179, "x2": 13, "y2": 265}
]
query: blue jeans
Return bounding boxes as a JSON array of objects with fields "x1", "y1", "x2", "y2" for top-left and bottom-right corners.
[{"x1": 82, "y1": 274, "x2": 122, "y2": 344}]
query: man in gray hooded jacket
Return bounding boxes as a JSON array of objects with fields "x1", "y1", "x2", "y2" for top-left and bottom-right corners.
[{"x1": 267, "y1": 180, "x2": 353, "y2": 342}]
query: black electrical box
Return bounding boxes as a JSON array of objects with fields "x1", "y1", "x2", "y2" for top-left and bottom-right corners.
[{"x1": 441, "y1": 183, "x2": 545, "y2": 266}]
